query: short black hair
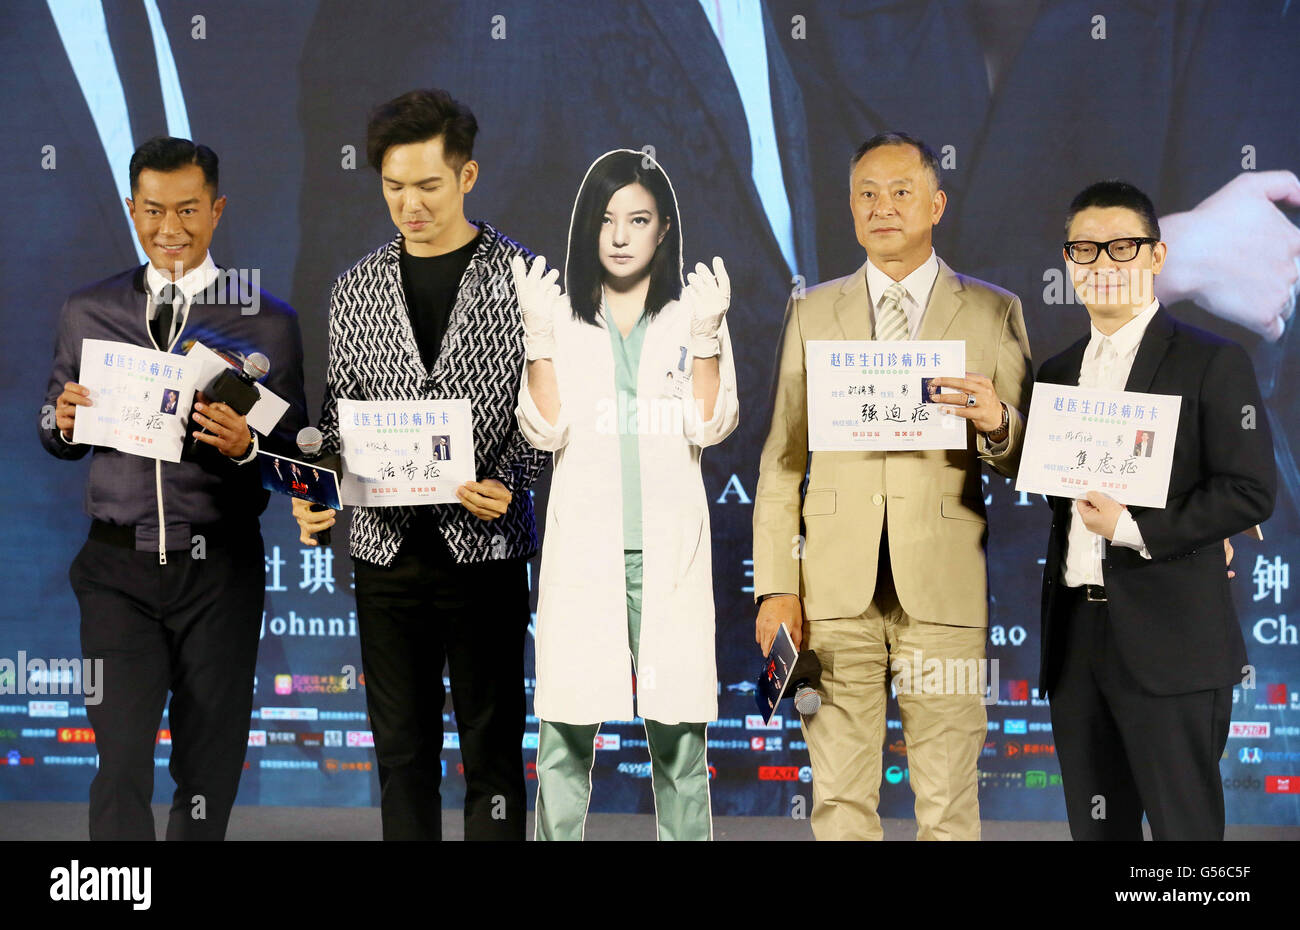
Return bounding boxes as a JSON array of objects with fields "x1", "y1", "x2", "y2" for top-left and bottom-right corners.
[
  {"x1": 129, "y1": 136, "x2": 219, "y2": 196},
  {"x1": 849, "y1": 131, "x2": 941, "y2": 191},
  {"x1": 566, "y1": 150, "x2": 682, "y2": 326},
  {"x1": 366, "y1": 89, "x2": 477, "y2": 173},
  {"x1": 1065, "y1": 179, "x2": 1161, "y2": 240}
]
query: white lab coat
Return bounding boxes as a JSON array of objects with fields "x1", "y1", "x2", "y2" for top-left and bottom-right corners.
[{"x1": 516, "y1": 296, "x2": 739, "y2": 724}]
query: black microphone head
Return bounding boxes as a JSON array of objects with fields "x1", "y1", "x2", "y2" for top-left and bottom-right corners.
[
  {"x1": 296, "y1": 426, "x2": 323, "y2": 457},
  {"x1": 243, "y1": 352, "x2": 270, "y2": 380}
]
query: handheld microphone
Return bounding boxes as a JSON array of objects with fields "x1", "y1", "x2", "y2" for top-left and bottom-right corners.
[
  {"x1": 187, "y1": 350, "x2": 269, "y2": 454},
  {"x1": 208, "y1": 351, "x2": 267, "y2": 413},
  {"x1": 789, "y1": 649, "x2": 823, "y2": 715},
  {"x1": 296, "y1": 426, "x2": 339, "y2": 546}
]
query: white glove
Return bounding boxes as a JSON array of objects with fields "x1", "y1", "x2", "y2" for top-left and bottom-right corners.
[
  {"x1": 684, "y1": 256, "x2": 731, "y2": 358},
  {"x1": 510, "y1": 254, "x2": 561, "y2": 360}
]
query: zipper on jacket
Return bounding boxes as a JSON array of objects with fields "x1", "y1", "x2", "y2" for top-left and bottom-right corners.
[
  {"x1": 147, "y1": 288, "x2": 185, "y2": 566},
  {"x1": 156, "y1": 459, "x2": 167, "y2": 565}
]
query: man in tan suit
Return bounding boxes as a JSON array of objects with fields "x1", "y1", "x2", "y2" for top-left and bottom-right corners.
[{"x1": 753, "y1": 132, "x2": 1032, "y2": 840}]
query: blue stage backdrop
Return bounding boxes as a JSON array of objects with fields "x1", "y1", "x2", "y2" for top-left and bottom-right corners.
[{"x1": 2, "y1": 0, "x2": 1298, "y2": 825}]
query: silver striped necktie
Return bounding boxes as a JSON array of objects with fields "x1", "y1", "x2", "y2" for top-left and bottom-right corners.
[{"x1": 873, "y1": 281, "x2": 910, "y2": 341}]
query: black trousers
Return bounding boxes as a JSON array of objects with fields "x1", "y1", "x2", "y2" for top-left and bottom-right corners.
[
  {"x1": 1049, "y1": 590, "x2": 1234, "y2": 840},
  {"x1": 70, "y1": 530, "x2": 264, "y2": 840},
  {"x1": 353, "y1": 514, "x2": 529, "y2": 841}
]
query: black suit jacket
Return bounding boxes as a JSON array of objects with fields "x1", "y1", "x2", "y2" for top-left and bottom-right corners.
[
  {"x1": 1038, "y1": 309, "x2": 1276, "y2": 697},
  {"x1": 772, "y1": 0, "x2": 1300, "y2": 346}
]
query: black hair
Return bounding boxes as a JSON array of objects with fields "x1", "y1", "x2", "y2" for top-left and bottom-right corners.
[
  {"x1": 128, "y1": 136, "x2": 218, "y2": 196},
  {"x1": 1065, "y1": 179, "x2": 1161, "y2": 240},
  {"x1": 366, "y1": 88, "x2": 477, "y2": 173},
  {"x1": 565, "y1": 150, "x2": 683, "y2": 326},
  {"x1": 849, "y1": 131, "x2": 942, "y2": 191}
]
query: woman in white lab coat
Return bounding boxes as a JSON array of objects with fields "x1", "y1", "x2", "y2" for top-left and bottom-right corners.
[{"x1": 512, "y1": 150, "x2": 738, "y2": 840}]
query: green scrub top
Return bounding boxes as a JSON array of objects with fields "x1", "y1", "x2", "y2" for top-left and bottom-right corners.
[{"x1": 605, "y1": 299, "x2": 649, "y2": 550}]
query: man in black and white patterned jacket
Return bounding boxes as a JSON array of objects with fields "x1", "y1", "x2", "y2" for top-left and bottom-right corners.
[{"x1": 293, "y1": 89, "x2": 548, "y2": 841}]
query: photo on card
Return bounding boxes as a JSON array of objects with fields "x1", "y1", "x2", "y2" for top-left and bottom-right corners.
[
  {"x1": 258, "y1": 450, "x2": 342, "y2": 510},
  {"x1": 1133, "y1": 429, "x2": 1156, "y2": 457}
]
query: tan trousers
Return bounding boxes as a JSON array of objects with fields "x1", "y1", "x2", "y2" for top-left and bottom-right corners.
[{"x1": 801, "y1": 552, "x2": 987, "y2": 841}]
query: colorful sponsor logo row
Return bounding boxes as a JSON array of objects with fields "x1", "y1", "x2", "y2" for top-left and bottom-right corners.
[
  {"x1": 246, "y1": 730, "x2": 373, "y2": 748},
  {"x1": 5, "y1": 745, "x2": 1298, "y2": 795},
  {"x1": 1221, "y1": 774, "x2": 1300, "y2": 792},
  {"x1": 1229, "y1": 722, "x2": 1273, "y2": 739},
  {"x1": 981, "y1": 741, "x2": 1056, "y2": 758},
  {"x1": 272, "y1": 673, "x2": 364, "y2": 695},
  {"x1": 1236, "y1": 747, "x2": 1300, "y2": 763}
]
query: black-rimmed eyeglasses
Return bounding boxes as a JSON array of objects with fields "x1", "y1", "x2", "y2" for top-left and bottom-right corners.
[{"x1": 1063, "y1": 237, "x2": 1159, "y2": 264}]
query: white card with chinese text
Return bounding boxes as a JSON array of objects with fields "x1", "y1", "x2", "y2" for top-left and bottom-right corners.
[
  {"x1": 1016, "y1": 383, "x2": 1181, "y2": 508},
  {"x1": 806, "y1": 340, "x2": 967, "y2": 451},
  {"x1": 73, "y1": 338, "x2": 201, "y2": 462},
  {"x1": 337, "y1": 398, "x2": 475, "y2": 506}
]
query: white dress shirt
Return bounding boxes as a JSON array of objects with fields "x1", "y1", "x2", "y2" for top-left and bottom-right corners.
[
  {"x1": 865, "y1": 248, "x2": 940, "y2": 339},
  {"x1": 1062, "y1": 300, "x2": 1159, "y2": 587},
  {"x1": 145, "y1": 251, "x2": 219, "y2": 349}
]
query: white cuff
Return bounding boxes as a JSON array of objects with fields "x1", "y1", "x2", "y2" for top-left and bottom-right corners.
[
  {"x1": 1111, "y1": 509, "x2": 1151, "y2": 559},
  {"x1": 524, "y1": 336, "x2": 556, "y2": 362},
  {"x1": 976, "y1": 430, "x2": 1008, "y2": 456},
  {"x1": 58, "y1": 428, "x2": 79, "y2": 446},
  {"x1": 690, "y1": 334, "x2": 721, "y2": 358}
]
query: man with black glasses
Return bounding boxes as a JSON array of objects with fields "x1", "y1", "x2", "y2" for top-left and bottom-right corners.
[{"x1": 1036, "y1": 179, "x2": 1275, "y2": 840}]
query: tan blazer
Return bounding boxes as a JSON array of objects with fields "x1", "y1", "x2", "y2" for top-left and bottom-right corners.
[{"x1": 753, "y1": 258, "x2": 1032, "y2": 627}]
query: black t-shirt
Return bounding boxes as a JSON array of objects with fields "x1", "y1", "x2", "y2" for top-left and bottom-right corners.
[{"x1": 399, "y1": 231, "x2": 481, "y2": 371}]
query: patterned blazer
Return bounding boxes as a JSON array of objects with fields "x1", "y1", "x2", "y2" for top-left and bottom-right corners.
[{"x1": 319, "y1": 222, "x2": 549, "y2": 566}]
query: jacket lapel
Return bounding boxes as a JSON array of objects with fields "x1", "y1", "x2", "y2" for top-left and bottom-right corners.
[
  {"x1": 915, "y1": 257, "x2": 964, "y2": 342},
  {"x1": 1122, "y1": 308, "x2": 1175, "y2": 394},
  {"x1": 1047, "y1": 335, "x2": 1090, "y2": 387},
  {"x1": 639, "y1": 1, "x2": 800, "y2": 278},
  {"x1": 764, "y1": 7, "x2": 817, "y2": 280},
  {"x1": 639, "y1": 2, "x2": 751, "y2": 195},
  {"x1": 831, "y1": 262, "x2": 871, "y2": 340},
  {"x1": 379, "y1": 235, "x2": 427, "y2": 384},
  {"x1": 429, "y1": 222, "x2": 497, "y2": 392},
  {"x1": 34, "y1": 5, "x2": 140, "y2": 269}
]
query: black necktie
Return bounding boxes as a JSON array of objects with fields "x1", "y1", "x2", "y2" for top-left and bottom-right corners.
[
  {"x1": 151, "y1": 284, "x2": 180, "y2": 349},
  {"x1": 102, "y1": 0, "x2": 169, "y2": 145}
]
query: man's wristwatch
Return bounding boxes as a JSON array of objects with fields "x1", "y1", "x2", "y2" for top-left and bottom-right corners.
[{"x1": 985, "y1": 403, "x2": 1009, "y2": 444}]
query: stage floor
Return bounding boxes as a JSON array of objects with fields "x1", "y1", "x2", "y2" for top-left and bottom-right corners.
[{"x1": 3, "y1": 802, "x2": 1297, "y2": 840}]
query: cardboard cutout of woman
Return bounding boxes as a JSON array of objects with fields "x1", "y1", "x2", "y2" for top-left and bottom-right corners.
[{"x1": 512, "y1": 149, "x2": 739, "y2": 840}]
